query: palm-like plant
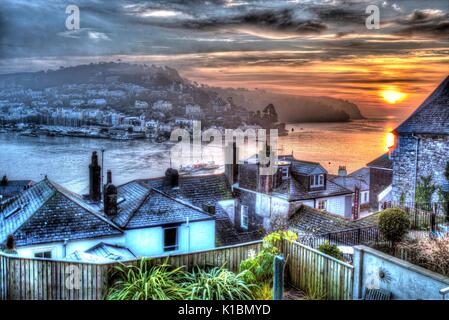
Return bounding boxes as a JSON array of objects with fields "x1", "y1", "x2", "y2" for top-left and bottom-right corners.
[
  {"x1": 106, "y1": 259, "x2": 188, "y2": 300},
  {"x1": 184, "y1": 266, "x2": 255, "y2": 300}
]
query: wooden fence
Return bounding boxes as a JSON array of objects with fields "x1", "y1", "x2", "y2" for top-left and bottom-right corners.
[
  {"x1": 0, "y1": 241, "x2": 263, "y2": 300},
  {"x1": 280, "y1": 239, "x2": 354, "y2": 300},
  {"x1": 0, "y1": 239, "x2": 354, "y2": 300}
]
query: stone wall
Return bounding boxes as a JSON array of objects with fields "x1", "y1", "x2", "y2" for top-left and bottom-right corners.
[{"x1": 392, "y1": 134, "x2": 449, "y2": 204}]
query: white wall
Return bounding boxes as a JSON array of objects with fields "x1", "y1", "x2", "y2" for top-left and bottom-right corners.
[
  {"x1": 125, "y1": 220, "x2": 215, "y2": 257},
  {"x1": 313, "y1": 195, "x2": 348, "y2": 216},
  {"x1": 16, "y1": 235, "x2": 124, "y2": 259},
  {"x1": 16, "y1": 220, "x2": 216, "y2": 260},
  {"x1": 353, "y1": 245, "x2": 449, "y2": 300}
]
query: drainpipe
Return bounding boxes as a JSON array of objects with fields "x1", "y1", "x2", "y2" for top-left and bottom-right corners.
[
  {"x1": 412, "y1": 134, "x2": 420, "y2": 206},
  {"x1": 186, "y1": 217, "x2": 190, "y2": 253},
  {"x1": 62, "y1": 239, "x2": 69, "y2": 258}
]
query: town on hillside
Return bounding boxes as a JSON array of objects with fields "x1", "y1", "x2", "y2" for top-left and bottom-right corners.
[{"x1": 1, "y1": 76, "x2": 449, "y2": 300}]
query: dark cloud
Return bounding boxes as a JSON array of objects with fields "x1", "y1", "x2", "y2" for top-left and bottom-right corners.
[{"x1": 390, "y1": 9, "x2": 449, "y2": 38}]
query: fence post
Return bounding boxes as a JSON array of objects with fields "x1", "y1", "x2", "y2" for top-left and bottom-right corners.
[{"x1": 273, "y1": 255, "x2": 284, "y2": 300}]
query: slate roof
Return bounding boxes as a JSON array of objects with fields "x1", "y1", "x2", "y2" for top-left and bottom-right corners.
[
  {"x1": 367, "y1": 153, "x2": 393, "y2": 170},
  {"x1": 215, "y1": 218, "x2": 264, "y2": 246},
  {"x1": 395, "y1": 76, "x2": 449, "y2": 135},
  {"x1": 113, "y1": 181, "x2": 151, "y2": 227},
  {"x1": 330, "y1": 169, "x2": 370, "y2": 192},
  {"x1": 279, "y1": 155, "x2": 327, "y2": 175},
  {"x1": 288, "y1": 205, "x2": 377, "y2": 236},
  {"x1": 142, "y1": 173, "x2": 233, "y2": 219},
  {"x1": 0, "y1": 180, "x2": 34, "y2": 198},
  {"x1": 126, "y1": 189, "x2": 213, "y2": 229},
  {"x1": 273, "y1": 176, "x2": 352, "y2": 201},
  {"x1": 0, "y1": 179, "x2": 122, "y2": 246}
]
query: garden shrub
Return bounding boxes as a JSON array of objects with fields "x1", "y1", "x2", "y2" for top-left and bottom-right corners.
[
  {"x1": 106, "y1": 259, "x2": 188, "y2": 300},
  {"x1": 397, "y1": 235, "x2": 449, "y2": 277},
  {"x1": 378, "y1": 208, "x2": 410, "y2": 244},
  {"x1": 239, "y1": 231, "x2": 297, "y2": 284},
  {"x1": 184, "y1": 266, "x2": 255, "y2": 300},
  {"x1": 253, "y1": 282, "x2": 272, "y2": 300},
  {"x1": 317, "y1": 241, "x2": 344, "y2": 260}
]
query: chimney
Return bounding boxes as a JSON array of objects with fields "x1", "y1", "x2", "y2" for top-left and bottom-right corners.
[
  {"x1": 165, "y1": 168, "x2": 179, "y2": 189},
  {"x1": 202, "y1": 203, "x2": 216, "y2": 215},
  {"x1": 224, "y1": 141, "x2": 239, "y2": 185},
  {"x1": 338, "y1": 166, "x2": 347, "y2": 177},
  {"x1": 103, "y1": 170, "x2": 117, "y2": 216},
  {"x1": 89, "y1": 151, "x2": 101, "y2": 202}
]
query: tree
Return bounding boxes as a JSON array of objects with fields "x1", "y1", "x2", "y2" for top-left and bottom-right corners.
[
  {"x1": 439, "y1": 162, "x2": 449, "y2": 221},
  {"x1": 415, "y1": 175, "x2": 436, "y2": 211},
  {"x1": 378, "y1": 208, "x2": 410, "y2": 245}
]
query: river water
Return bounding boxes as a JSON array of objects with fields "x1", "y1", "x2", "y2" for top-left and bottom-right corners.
[{"x1": 0, "y1": 119, "x2": 398, "y2": 194}]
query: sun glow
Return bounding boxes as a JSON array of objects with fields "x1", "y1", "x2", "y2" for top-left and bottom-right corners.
[
  {"x1": 380, "y1": 89, "x2": 407, "y2": 104},
  {"x1": 385, "y1": 131, "x2": 396, "y2": 151}
]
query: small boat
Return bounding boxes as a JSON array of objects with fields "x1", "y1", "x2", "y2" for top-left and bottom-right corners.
[
  {"x1": 180, "y1": 161, "x2": 221, "y2": 174},
  {"x1": 19, "y1": 130, "x2": 38, "y2": 137}
]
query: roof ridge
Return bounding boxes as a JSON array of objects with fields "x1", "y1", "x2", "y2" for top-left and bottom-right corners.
[
  {"x1": 121, "y1": 188, "x2": 153, "y2": 228},
  {"x1": 395, "y1": 75, "x2": 449, "y2": 134},
  {"x1": 45, "y1": 179, "x2": 123, "y2": 232},
  {"x1": 151, "y1": 188, "x2": 213, "y2": 216}
]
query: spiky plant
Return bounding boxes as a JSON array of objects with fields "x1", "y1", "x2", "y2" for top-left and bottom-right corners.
[
  {"x1": 184, "y1": 266, "x2": 255, "y2": 300},
  {"x1": 106, "y1": 259, "x2": 188, "y2": 300}
]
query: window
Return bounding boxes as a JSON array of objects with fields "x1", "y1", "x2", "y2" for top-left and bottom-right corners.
[
  {"x1": 34, "y1": 251, "x2": 52, "y2": 258},
  {"x1": 164, "y1": 227, "x2": 178, "y2": 252},
  {"x1": 281, "y1": 166, "x2": 289, "y2": 181},
  {"x1": 317, "y1": 200, "x2": 327, "y2": 211},
  {"x1": 311, "y1": 174, "x2": 325, "y2": 188},
  {"x1": 241, "y1": 205, "x2": 249, "y2": 230},
  {"x1": 362, "y1": 191, "x2": 369, "y2": 204}
]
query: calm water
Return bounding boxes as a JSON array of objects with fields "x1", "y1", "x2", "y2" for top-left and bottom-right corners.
[{"x1": 0, "y1": 119, "x2": 398, "y2": 193}]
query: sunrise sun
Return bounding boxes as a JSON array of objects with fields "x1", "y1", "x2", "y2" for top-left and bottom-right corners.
[{"x1": 380, "y1": 89, "x2": 407, "y2": 104}]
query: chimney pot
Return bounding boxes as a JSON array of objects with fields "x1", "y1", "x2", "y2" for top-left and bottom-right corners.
[
  {"x1": 89, "y1": 151, "x2": 101, "y2": 202},
  {"x1": 338, "y1": 165, "x2": 347, "y2": 177}
]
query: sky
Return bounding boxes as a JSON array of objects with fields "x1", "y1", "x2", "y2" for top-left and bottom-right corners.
[{"x1": 0, "y1": 0, "x2": 448, "y2": 118}]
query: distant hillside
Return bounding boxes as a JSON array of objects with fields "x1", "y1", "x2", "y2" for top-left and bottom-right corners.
[
  {"x1": 0, "y1": 62, "x2": 364, "y2": 123},
  {"x1": 0, "y1": 62, "x2": 184, "y2": 89},
  {"x1": 212, "y1": 88, "x2": 365, "y2": 123}
]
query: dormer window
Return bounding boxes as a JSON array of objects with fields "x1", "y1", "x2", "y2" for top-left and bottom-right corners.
[{"x1": 311, "y1": 174, "x2": 325, "y2": 188}]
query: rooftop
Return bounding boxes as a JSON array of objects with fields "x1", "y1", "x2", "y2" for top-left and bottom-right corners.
[
  {"x1": 395, "y1": 76, "x2": 449, "y2": 135},
  {"x1": 367, "y1": 153, "x2": 393, "y2": 170},
  {"x1": 273, "y1": 177, "x2": 352, "y2": 201},
  {"x1": 288, "y1": 205, "x2": 378, "y2": 236}
]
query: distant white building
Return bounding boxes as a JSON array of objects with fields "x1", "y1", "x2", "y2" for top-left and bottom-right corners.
[
  {"x1": 87, "y1": 98, "x2": 107, "y2": 108},
  {"x1": 153, "y1": 100, "x2": 172, "y2": 112},
  {"x1": 134, "y1": 100, "x2": 149, "y2": 109}
]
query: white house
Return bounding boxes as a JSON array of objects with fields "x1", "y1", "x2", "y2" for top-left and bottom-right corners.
[
  {"x1": 0, "y1": 152, "x2": 216, "y2": 262},
  {"x1": 230, "y1": 150, "x2": 354, "y2": 233}
]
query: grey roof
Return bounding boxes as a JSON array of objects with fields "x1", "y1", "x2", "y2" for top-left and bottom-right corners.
[
  {"x1": 142, "y1": 173, "x2": 233, "y2": 219},
  {"x1": 126, "y1": 189, "x2": 213, "y2": 229},
  {"x1": 367, "y1": 153, "x2": 393, "y2": 170},
  {"x1": 0, "y1": 179, "x2": 122, "y2": 246},
  {"x1": 113, "y1": 181, "x2": 151, "y2": 227},
  {"x1": 279, "y1": 156, "x2": 327, "y2": 175},
  {"x1": 273, "y1": 176, "x2": 352, "y2": 201},
  {"x1": 330, "y1": 169, "x2": 369, "y2": 192},
  {"x1": 288, "y1": 205, "x2": 377, "y2": 236},
  {"x1": 395, "y1": 76, "x2": 449, "y2": 135},
  {"x1": 142, "y1": 173, "x2": 259, "y2": 246},
  {"x1": 0, "y1": 176, "x2": 218, "y2": 247}
]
